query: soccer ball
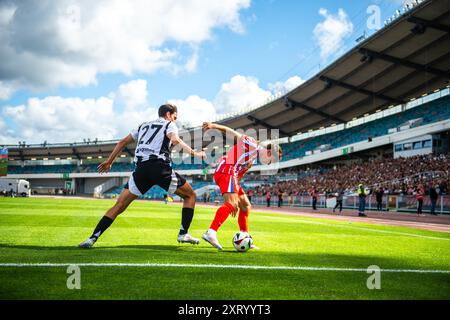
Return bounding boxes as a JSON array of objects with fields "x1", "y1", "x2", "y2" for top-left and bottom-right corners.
[{"x1": 232, "y1": 232, "x2": 253, "y2": 252}]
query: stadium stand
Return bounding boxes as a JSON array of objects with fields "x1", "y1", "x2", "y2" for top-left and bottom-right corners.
[
  {"x1": 247, "y1": 153, "x2": 450, "y2": 196},
  {"x1": 281, "y1": 95, "x2": 450, "y2": 161},
  {"x1": 7, "y1": 164, "x2": 77, "y2": 174},
  {"x1": 244, "y1": 152, "x2": 450, "y2": 214}
]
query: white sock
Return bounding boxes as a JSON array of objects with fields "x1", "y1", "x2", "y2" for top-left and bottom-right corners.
[{"x1": 208, "y1": 229, "x2": 217, "y2": 236}]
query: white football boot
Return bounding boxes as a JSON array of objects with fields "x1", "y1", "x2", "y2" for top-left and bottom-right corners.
[
  {"x1": 202, "y1": 230, "x2": 223, "y2": 250},
  {"x1": 78, "y1": 237, "x2": 96, "y2": 249},
  {"x1": 177, "y1": 233, "x2": 200, "y2": 245}
]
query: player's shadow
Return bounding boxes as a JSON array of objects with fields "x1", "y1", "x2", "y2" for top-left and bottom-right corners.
[
  {"x1": 0, "y1": 243, "x2": 210, "y2": 253},
  {"x1": 0, "y1": 243, "x2": 246, "y2": 253},
  {"x1": 96, "y1": 245, "x2": 212, "y2": 253},
  {"x1": 0, "y1": 243, "x2": 78, "y2": 251}
]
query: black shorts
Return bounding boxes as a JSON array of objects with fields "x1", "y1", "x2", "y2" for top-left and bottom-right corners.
[{"x1": 124, "y1": 159, "x2": 186, "y2": 196}]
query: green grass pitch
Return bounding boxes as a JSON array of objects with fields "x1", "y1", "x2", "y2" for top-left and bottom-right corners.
[{"x1": 0, "y1": 197, "x2": 449, "y2": 300}]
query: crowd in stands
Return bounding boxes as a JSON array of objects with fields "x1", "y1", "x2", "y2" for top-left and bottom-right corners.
[
  {"x1": 247, "y1": 153, "x2": 450, "y2": 198},
  {"x1": 281, "y1": 94, "x2": 450, "y2": 161},
  {"x1": 7, "y1": 164, "x2": 77, "y2": 174}
]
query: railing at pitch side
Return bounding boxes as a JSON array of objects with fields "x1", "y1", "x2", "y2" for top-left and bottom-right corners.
[{"x1": 248, "y1": 195, "x2": 450, "y2": 215}]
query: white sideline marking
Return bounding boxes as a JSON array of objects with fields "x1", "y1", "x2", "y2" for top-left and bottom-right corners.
[
  {"x1": 260, "y1": 215, "x2": 450, "y2": 241},
  {"x1": 0, "y1": 263, "x2": 449, "y2": 274},
  {"x1": 335, "y1": 225, "x2": 450, "y2": 241}
]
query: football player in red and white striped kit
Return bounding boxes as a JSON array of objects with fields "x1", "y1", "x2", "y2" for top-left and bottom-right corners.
[{"x1": 201, "y1": 122, "x2": 282, "y2": 250}]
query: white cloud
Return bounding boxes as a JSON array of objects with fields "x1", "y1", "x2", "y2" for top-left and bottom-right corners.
[
  {"x1": 0, "y1": 0, "x2": 251, "y2": 99},
  {"x1": 168, "y1": 75, "x2": 304, "y2": 127},
  {"x1": 0, "y1": 81, "x2": 16, "y2": 100},
  {"x1": 1, "y1": 73, "x2": 306, "y2": 144},
  {"x1": 169, "y1": 95, "x2": 216, "y2": 128},
  {"x1": 268, "y1": 76, "x2": 305, "y2": 96},
  {"x1": 114, "y1": 79, "x2": 149, "y2": 110},
  {"x1": 0, "y1": 117, "x2": 6, "y2": 131},
  {"x1": 4, "y1": 96, "x2": 117, "y2": 143},
  {"x1": 214, "y1": 75, "x2": 272, "y2": 113},
  {"x1": 2, "y1": 79, "x2": 155, "y2": 144},
  {"x1": 184, "y1": 47, "x2": 200, "y2": 74},
  {"x1": 313, "y1": 8, "x2": 353, "y2": 61},
  {"x1": 0, "y1": 116, "x2": 15, "y2": 145},
  {"x1": 169, "y1": 75, "x2": 301, "y2": 128}
]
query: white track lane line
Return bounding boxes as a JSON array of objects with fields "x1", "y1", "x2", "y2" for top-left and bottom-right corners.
[{"x1": 0, "y1": 263, "x2": 449, "y2": 274}]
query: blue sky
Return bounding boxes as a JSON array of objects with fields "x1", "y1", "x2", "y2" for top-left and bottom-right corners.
[{"x1": 0, "y1": 0, "x2": 408, "y2": 144}]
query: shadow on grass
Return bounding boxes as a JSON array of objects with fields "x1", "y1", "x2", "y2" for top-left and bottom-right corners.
[
  {"x1": 0, "y1": 243, "x2": 214, "y2": 252},
  {"x1": 0, "y1": 243, "x2": 257, "y2": 255},
  {"x1": 0, "y1": 243, "x2": 245, "y2": 255}
]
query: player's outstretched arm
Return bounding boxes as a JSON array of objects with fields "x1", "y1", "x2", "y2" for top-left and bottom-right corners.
[
  {"x1": 202, "y1": 122, "x2": 243, "y2": 140},
  {"x1": 168, "y1": 132, "x2": 207, "y2": 161},
  {"x1": 98, "y1": 134, "x2": 134, "y2": 173}
]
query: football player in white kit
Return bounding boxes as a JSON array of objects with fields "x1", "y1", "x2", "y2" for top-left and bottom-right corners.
[{"x1": 79, "y1": 104, "x2": 206, "y2": 248}]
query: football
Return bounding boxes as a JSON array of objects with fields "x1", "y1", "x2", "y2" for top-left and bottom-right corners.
[{"x1": 232, "y1": 232, "x2": 253, "y2": 252}]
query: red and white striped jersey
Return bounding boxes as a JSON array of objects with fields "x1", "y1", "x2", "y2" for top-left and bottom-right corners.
[{"x1": 215, "y1": 135, "x2": 260, "y2": 179}]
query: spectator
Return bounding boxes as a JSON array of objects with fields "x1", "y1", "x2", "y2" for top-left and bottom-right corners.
[
  {"x1": 358, "y1": 183, "x2": 367, "y2": 217},
  {"x1": 288, "y1": 191, "x2": 294, "y2": 206},
  {"x1": 416, "y1": 184, "x2": 425, "y2": 215},
  {"x1": 277, "y1": 189, "x2": 283, "y2": 208},
  {"x1": 266, "y1": 191, "x2": 271, "y2": 207},
  {"x1": 429, "y1": 183, "x2": 438, "y2": 215},
  {"x1": 375, "y1": 187, "x2": 384, "y2": 212},
  {"x1": 439, "y1": 179, "x2": 448, "y2": 195},
  {"x1": 310, "y1": 186, "x2": 318, "y2": 210},
  {"x1": 333, "y1": 183, "x2": 344, "y2": 214},
  {"x1": 247, "y1": 189, "x2": 253, "y2": 204}
]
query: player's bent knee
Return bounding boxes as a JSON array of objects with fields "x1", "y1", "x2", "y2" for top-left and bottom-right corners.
[
  {"x1": 227, "y1": 200, "x2": 239, "y2": 211},
  {"x1": 238, "y1": 197, "x2": 251, "y2": 212}
]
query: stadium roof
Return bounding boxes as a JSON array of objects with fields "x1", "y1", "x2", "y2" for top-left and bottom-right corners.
[
  {"x1": 216, "y1": 0, "x2": 450, "y2": 137},
  {"x1": 3, "y1": 0, "x2": 450, "y2": 161}
]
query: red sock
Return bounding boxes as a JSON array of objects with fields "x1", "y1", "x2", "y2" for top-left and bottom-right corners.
[
  {"x1": 210, "y1": 202, "x2": 234, "y2": 231},
  {"x1": 238, "y1": 210, "x2": 249, "y2": 232}
]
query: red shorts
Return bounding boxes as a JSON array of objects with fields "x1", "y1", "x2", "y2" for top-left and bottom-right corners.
[{"x1": 214, "y1": 172, "x2": 245, "y2": 196}]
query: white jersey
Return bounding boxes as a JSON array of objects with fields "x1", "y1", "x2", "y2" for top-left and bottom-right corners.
[{"x1": 130, "y1": 118, "x2": 178, "y2": 163}]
